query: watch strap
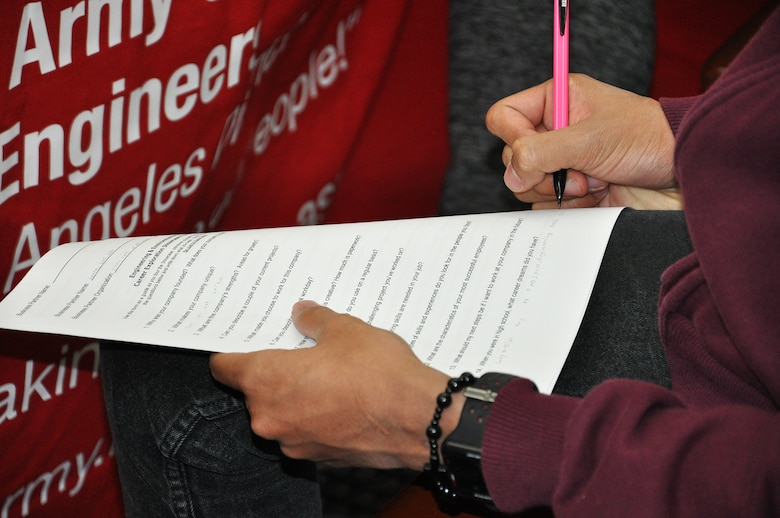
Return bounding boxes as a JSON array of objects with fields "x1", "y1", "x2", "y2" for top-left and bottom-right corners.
[{"x1": 441, "y1": 372, "x2": 518, "y2": 506}]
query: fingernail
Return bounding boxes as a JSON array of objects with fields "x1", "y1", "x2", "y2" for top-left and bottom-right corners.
[
  {"x1": 503, "y1": 163, "x2": 524, "y2": 192},
  {"x1": 586, "y1": 175, "x2": 607, "y2": 192},
  {"x1": 292, "y1": 300, "x2": 318, "y2": 315}
]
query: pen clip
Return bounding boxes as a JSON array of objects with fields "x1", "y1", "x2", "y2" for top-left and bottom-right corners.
[{"x1": 559, "y1": 0, "x2": 567, "y2": 36}]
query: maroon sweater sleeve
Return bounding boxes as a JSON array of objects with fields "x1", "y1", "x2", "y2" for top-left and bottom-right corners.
[
  {"x1": 483, "y1": 378, "x2": 780, "y2": 515},
  {"x1": 481, "y1": 8, "x2": 780, "y2": 516}
]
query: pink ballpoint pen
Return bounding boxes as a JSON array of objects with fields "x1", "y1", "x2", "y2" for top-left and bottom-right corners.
[{"x1": 553, "y1": 0, "x2": 569, "y2": 208}]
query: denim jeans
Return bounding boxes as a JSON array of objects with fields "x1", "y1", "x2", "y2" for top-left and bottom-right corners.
[
  {"x1": 101, "y1": 345, "x2": 321, "y2": 517},
  {"x1": 101, "y1": 209, "x2": 691, "y2": 516}
]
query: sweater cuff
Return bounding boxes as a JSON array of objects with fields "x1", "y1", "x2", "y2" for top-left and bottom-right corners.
[
  {"x1": 481, "y1": 378, "x2": 579, "y2": 513},
  {"x1": 659, "y1": 96, "x2": 701, "y2": 136}
]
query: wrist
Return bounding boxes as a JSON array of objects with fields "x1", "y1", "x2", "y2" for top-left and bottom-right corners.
[
  {"x1": 440, "y1": 392, "x2": 466, "y2": 443},
  {"x1": 405, "y1": 369, "x2": 464, "y2": 469},
  {"x1": 424, "y1": 372, "x2": 518, "y2": 510}
]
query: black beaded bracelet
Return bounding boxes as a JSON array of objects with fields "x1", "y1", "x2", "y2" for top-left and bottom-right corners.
[{"x1": 423, "y1": 372, "x2": 475, "y2": 502}]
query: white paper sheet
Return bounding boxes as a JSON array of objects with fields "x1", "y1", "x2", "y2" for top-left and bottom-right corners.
[{"x1": 0, "y1": 207, "x2": 623, "y2": 394}]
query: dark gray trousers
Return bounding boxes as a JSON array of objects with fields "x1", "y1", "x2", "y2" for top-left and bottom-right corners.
[{"x1": 555, "y1": 209, "x2": 692, "y2": 396}]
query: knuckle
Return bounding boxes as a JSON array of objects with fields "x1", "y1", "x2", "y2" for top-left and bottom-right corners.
[
  {"x1": 326, "y1": 312, "x2": 364, "y2": 332},
  {"x1": 279, "y1": 444, "x2": 309, "y2": 461},
  {"x1": 485, "y1": 103, "x2": 500, "y2": 130},
  {"x1": 511, "y1": 141, "x2": 537, "y2": 174},
  {"x1": 250, "y1": 417, "x2": 281, "y2": 441}
]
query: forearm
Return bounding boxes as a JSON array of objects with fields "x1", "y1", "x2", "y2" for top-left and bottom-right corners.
[{"x1": 482, "y1": 378, "x2": 780, "y2": 516}]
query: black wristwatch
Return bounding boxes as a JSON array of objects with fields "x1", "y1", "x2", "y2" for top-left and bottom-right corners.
[{"x1": 441, "y1": 372, "x2": 518, "y2": 507}]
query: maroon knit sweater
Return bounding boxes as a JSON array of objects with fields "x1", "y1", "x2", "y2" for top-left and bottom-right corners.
[{"x1": 482, "y1": 8, "x2": 780, "y2": 516}]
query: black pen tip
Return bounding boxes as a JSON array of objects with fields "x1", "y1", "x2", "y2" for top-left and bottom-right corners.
[{"x1": 553, "y1": 169, "x2": 567, "y2": 208}]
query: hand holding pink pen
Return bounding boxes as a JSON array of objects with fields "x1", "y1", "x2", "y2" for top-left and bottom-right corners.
[{"x1": 553, "y1": 0, "x2": 569, "y2": 208}]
